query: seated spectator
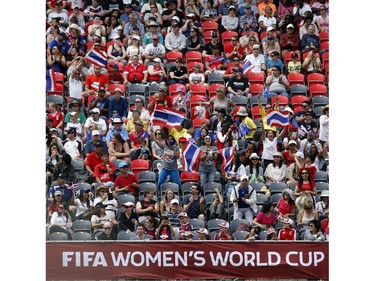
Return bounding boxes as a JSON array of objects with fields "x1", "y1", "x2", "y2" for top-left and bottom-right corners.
[
  {"x1": 239, "y1": 5, "x2": 258, "y2": 34},
  {"x1": 301, "y1": 25, "x2": 320, "y2": 54},
  {"x1": 107, "y1": 35, "x2": 127, "y2": 66},
  {"x1": 258, "y1": 6, "x2": 277, "y2": 32},
  {"x1": 296, "y1": 199, "x2": 319, "y2": 236},
  {"x1": 294, "y1": 167, "x2": 317, "y2": 211},
  {"x1": 193, "y1": 96, "x2": 210, "y2": 119},
  {"x1": 147, "y1": 85, "x2": 173, "y2": 114},
  {"x1": 316, "y1": 190, "x2": 329, "y2": 221},
  {"x1": 47, "y1": 190, "x2": 67, "y2": 222},
  {"x1": 178, "y1": 211, "x2": 193, "y2": 240},
  {"x1": 208, "y1": 188, "x2": 224, "y2": 219},
  {"x1": 185, "y1": 26, "x2": 204, "y2": 53},
  {"x1": 88, "y1": 88, "x2": 110, "y2": 118},
  {"x1": 245, "y1": 225, "x2": 262, "y2": 241},
  {"x1": 202, "y1": 31, "x2": 223, "y2": 59},
  {"x1": 252, "y1": 201, "x2": 276, "y2": 230},
  {"x1": 127, "y1": 99, "x2": 151, "y2": 125},
  {"x1": 279, "y1": 24, "x2": 300, "y2": 57},
  {"x1": 204, "y1": 45, "x2": 227, "y2": 76},
  {"x1": 188, "y1": 63, "x2": 208, "y2": 89},
  {"x1": 167, "y1": 58, "x2": 188, "y2": 85},
  {"x1": 49, "y1": 202, "x2": 73, "y2": 239},
  {"x1": 161, "y1": 0, "x2": 185, "y2": 34},
  {"x1": 298, "y1": 15, "x2": 319, "y2": 40},
  {"x1": 200, "y1": 0, "x2": 219, "y2": 23},
  {"x1": 155, "y1": 215, "x2": 175, "y2": 240},
  {"x1": 303, "y1": 219, "x2": 325, "y2": 241},
  {"x1": 165, "y1": 23, "x2": 187, "y2": 53},
  {"x1": 114, "y1": 161, "x2": 139, "y2": 196},
  {"x1": 129, "y1": 120, "x2": 150, "y2": 151},
  {"x1": 245, "y1": 152, "x2": 265, "y2": 183},
  {"x1": 243, "y1": 44, "x2": 266, "y2": 74},
  {"x1": 108, "y1": 88, "x2": 128, "y2": 120},
  {"x1": 142, "y1": 4, "x2": 163, "y2": 28},
  {"x1": 123, "y1": 55, "x2": 148, "y2": 85},
  {"x1": 240, "y1": 31, "x2": 260, "y2": 56},
  {"x1": 97, "y1": 221, "x2": 117, "y2": 240},
  {"x1": 136, "y1": 189, "x2": 160, "y2": 223},
  {"x1": 125, "y1": 34, "x2": 145, "y2": 64},
  {"x1": 131, "y1": 223, "x2": 151, "y2": 240},
  {"x1": 226, "y1": 68, "x2": 251, "y2": 100},
  {"x1": 83, "y1": 0, "x2": 105, "y2": 21},
  {"x1": 182, "y1": 184, "x2": 206, "y2": 221},
  {"x1": 224, "y1": 36, "x2": 245, "y2": 62},
  {"x1": 123, "y1": 12, "x2": 145, "y2": 38},
  {"x1": 266, "y1": 51, "x2": 284, "y2": 74},
  {"x1": 264, "y1": 152, "x2": 287, "y2": 187},
  {"x1": 197, "y1": 227, "x2": 211, "y2": 240},
  {"x1": 74, "y1": 188, "x2": 94, "y2": 221},
  {"x1": 147, "y1": 58, "x2": 167, "y2": 83},
  {"x1": 144, "y1": 33, "x2": 166, "y2": 66},
  {"x1": 87, "y1": 15, "x2": 107, "y2": 44},
  {"x1": 91, "y1": 202, "x2": 117, "y2": 232},
  {"x1": 166, "y1": 198, "x2": 182, "y2": 228},
  {"x1": 118, "y1": 202, "x2": 139, "y2": 233},
  {"x1": 287, "y1": 52, "x2": 302, "y2": 74},
  {"x1": 93, "y1": 183, "x2": 121, "y2": 220},
  {"x1": 62, "y1": 127, "x2": 83, "y2": 160},
  {"x1": 277, "y1": 218, "x2": 296, "y2": 240},
  {"x1": 92, "y1": 151, "x2": 116, "y2": 185},
  {"x1": 144, "y1": 216, "x2": 158, "y2": 239},
  {"x1": 265, "y1": 65, "x2": 290, "y2": 97},
  {"x1": 213, "y1": 221, "x2": 233, "y2": 240},
  {"x1": 221, "y1": 5, "x2": 239, "y2": 32},
  {"x1": 83, "y1": 65, "x2": 110, "y2": 98},
  {"x1": 263, "y1": 35, "x2": 281, "y2": 62}
]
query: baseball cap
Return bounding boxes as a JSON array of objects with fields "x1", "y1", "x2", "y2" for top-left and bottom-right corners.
[
  {"x1": 92, "y1": 130, "x2": 100, "y2": 136},
  {"x1": 219, "y1": 221, "x2": 230, "y2": 228}
]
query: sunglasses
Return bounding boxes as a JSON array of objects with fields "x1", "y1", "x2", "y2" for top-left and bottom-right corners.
[
  {"x1": 104, "y1": 227, "x2": 112, "y2": 230},
  {"x1": 242, "y1": 179, "x2": 248, "y2": 182},
  {"x1": 301, "y1": 172, "x2": 308, "y2": 175},
  {"x1": 155, "y1": 132, "x2": 162, "y2": 135}
]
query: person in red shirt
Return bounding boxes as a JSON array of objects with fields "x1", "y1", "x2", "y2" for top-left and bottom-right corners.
[
  {"x1": 214, "y1": 221, "x2": 233, "y2": 240},
  {"x1": 114, "y1": 161, "x2": 139, "y2": 196},
  {"x1": 278, "y1": 218, "x2": 296, "y2": 241},
  {"x1": 84, "y1": 142, "x2": 103, "y2": 180},
  {"x1": 123, "y1": 55, "x2": 148, "y2": 85},
  {"x1": 83, "y1": 65, "x2": 110, "y2": 98},
  {"x1": 204, "y1": 45, "x2": 228, "y2": 75},
  {"x1": 147, "y1": 85, "x2": 172, "y2": 114},
  {"x1": 282, "y1": 139, "x2": 299, "y2": 166},
  {"x1": 92, "y1": 151, "x2": 116, "y2": 184},
  {"x1": 224, "y1": 36, "x2": 245, "y2": 61}
]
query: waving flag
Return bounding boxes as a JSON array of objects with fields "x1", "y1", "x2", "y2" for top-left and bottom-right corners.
[
  {"x1": 219, "y1": 147, "x2": 235, "y2": 172},
  {"x1": 46, "y1": 69, "x2": 55, "y2": 92},
  {"x1": 240, "y1": 59, "x2": 255, "y2": 74},
  {"x1": 182, "y1": 142, "x2": 202, "y2": 172},
  {"x1": 266, "y1": 110, "x2": 289, "y2": 127},
  {"x1": 151, "y1": 106, "x2": 185, "y2": 129},
  {"x1": 86, "y1": 47, "x2": 107, "y2": 67}
]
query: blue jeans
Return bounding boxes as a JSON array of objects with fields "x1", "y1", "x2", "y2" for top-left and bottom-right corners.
[
  {"x1": 199, "y1": 171, "x2": 216, "y2": 186},
  {"x1": 157, "y1": 168, "x2": 181, "y2": 188}
]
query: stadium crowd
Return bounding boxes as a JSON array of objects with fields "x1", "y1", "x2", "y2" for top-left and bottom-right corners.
[{"x1": 45, "y1": 0, "x2": 329, "y2": 242}]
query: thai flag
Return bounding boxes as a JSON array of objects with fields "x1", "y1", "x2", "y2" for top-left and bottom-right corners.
[
  {"x1": 91, "y1": 81, "x2": 100, "y2": 90},
  {"x1": 182, "y1": 142, "x2": 202, "y2": 172},
  {"x1": 266, "y1": 110, "x2": 289, "y2": 127},
  {"x1": 240, "y1": 59, "x2": 255, "y2": 74},
  {"x1": 85, "y1": 47, "x2": 107, "y2": 67},
  {"x1": 219, "y1": 147, "x2": 235, "y2": 172},
  {"x1": 46, "y1": 69, "x2": 55, "y2": 92},
  {"x1": 151, "y1": 106, "x2": 185, "y2": 129}
]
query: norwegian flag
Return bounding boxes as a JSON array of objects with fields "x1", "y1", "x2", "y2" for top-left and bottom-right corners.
[
  {"x1": 85, "y1": 47, "x2": 107, "y2": 67},
  {"x1": 182, "y1": 142, "x2": 202, "y2": 172},
  {"x1": 219, "y1": 147, "x2": 236, "y2": 173}
]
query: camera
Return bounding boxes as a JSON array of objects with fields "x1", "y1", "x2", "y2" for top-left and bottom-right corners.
[{"x1": 108, "y1": 192, "x2": 113, "y2": 200}]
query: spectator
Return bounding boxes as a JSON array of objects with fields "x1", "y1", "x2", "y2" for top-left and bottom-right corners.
[
  {"x1": 47, "y1": 102, "x2": 64, "y2": 131},
  {"x1": 131, "y1": 223, "x2": 151, "y2": 240},
  {"x1": 186, "y1": 26, "x2": 204, "y2": 53},
  {"x1": 213, "y1": 221, "x2": 233, "y2": 240},
  {"x1": 144, "y1": 33, "x2": 166, "y2": 66},
  {"x1": 182, "y1": 12, "x2": 202, "y2": 38},
  {"x1": 264, "y1": 152, "x2": 287, "y2": 187},
  {"x1": 144, "y1": 216, "x2": 158, "y2": 239},
  {"x1": 167, "y1": 58, "x2": 188, "y2": 85},
  {"x1": 160, "y1": 189, "x2": 178, "y2": 215},
  {"x1": 252, "y1": 201, "x2": 276, "y2": 230},
  {"x1": 47, "y1": 1, "x2": 69, "y2": 28},
  {"x1": 318, "y1": 105, "x2": 329, "y2": 146},
  {"x1": 106, "y1": 15, "x2": 123, "y2": 41},
  {"x1": 208, "y1": 188, "x2": 224, "y2": 219},
  {"x1": 123, "y1": 55, "x2": 148, "y2": 85},
  {"x1": 126, "y1": 109, "x2": 147, "y2": 134},
  {"x1": 47, "y1": 190, "x2": 66, "y2": 222},
  {"x1": 188, "y1": 63, "x2": 208, "y2": 89},
  {"x1": 172, "y1": 86, "x2": 188, "y2": 112},
  {"x1": 193, "y1": 96, "x2": 210, "y2": 119},
  {"x1": 265, "y1": 65, "x2": 289, "y2": 97},
  {"x1": 298, "y1": 16, "x2": 318, "y2": 40},
  {"x1": 240, "y1": 31, "x2": 260, "y2": 56},
  {"x1": 258, "y1": 6, "x2": 277, "y2": 32},
  {"x1": 147, "y1": 58, "x2": 167, "y2": 83},
  {"x1": 196, "y1": 227, "x2": 211, "y2": 240},
  {"x1": 147, "y1": 85, "x2": 173, "y2": 113},
  {"x1": 114, "y1": 161, "x2": 139, "y2": 196},
  {"x1": 165, "y1": 23, "x2": 187, "y2": 53},
  {"x1": 315, "y1": 5, "x2": 329, "y2": 32},
  {"x1": 84, "y1": 130, "x2": 108, "y2": 155},
  {"x1": 123, "y1": 12, "x2": 145, "y2": 38},
  {"x1": 150, "y1": 129, "x2": 165, "y2": 161},
  {"x1": 293, "y1": 0, "x2": 312, "y2": 22},
  {"x1": 239, "y1": 5, "x2": 258, "y2": 34},
  {"x1": 84, "y1": 142, "x2": 103, "y2": 182},
  {"x1": 276, "y1": 0, "x2": 294, "y2": 21},
  {"x1": 141, "y1": 2, "x2": 163, "y2": 25},
  {"x1": 246, "y1": 152, "x2": 265, "y2": 183},
  {"x1": 167, "y1": 198, "x2": 182, "y2": 227},
  {"x1": 62, "y1": 127, "x2": 83, "y2": 160},
  {"x1": 53, "y1": 153, "x2": 76, "y2": 186},
  {"x1": 161, "y1": 0, "x2": 184, "y2": 34},
  {"x1": 87, "y1": 15, "x2": 107, "y2": 44},
  {"x1": 245, "y1": 226, "x2": 262, "y2": 241},
  {"x1": 280, "y1": 24, "x2": 301, "y2": 57},
  {"x1": 93, "y1": 183, "x2": 121, "y2": 219},
  {"x1": 129, "y1": 120, "x2": 150, "y2": 151},
  {"x1": 294, "y1": 168, "x2": 317, "y2": 211},
  {"x1": 263, "y1": 36, "x2": 281, "y2": 63},
  {"x1": 92, "y1": 151, "x2": 116, "y2": 185},
  {"x1": 91, "y1": 202, "x2": 117, "y2": 232},
  {"x1": 108, "y1": 89, "x2": 128, "y2": 121},
  {"x1": 155, "y1": 215, "x2": 175, "y2": 240},
  {"x1": 301, "y1": 25, "x2": 320, "y2": 54},
  {"x1": 202, "y1": 31, "x2": 223, "y2": 59},
  {"x1": 316, "y1": 190, "x2": 329, "y2": 221},
  {"x1": 278, "y1": 11, "x2": 296, "y2": 35},
  {"x1": 183, "y1": 184, "x2": 206, "y2": 221},
  {"x1": 226, "y1": 68, "x2": 251, "y2": 100},
  {"x1": 88, "y1": 87, "x2": 110, "y2": 118},
  {"x1": 198, "y1": 134, "x2": 218, "y2": 185},
  {"x1": 49, "y1": 202, "x2": 73, "y2": 239},
  {"x1": 230, "y1": 175, "x2": 257, "y2": 224},
  {"x1": 125, "y1": 35, "x2": 145, "y2": 64},
  {"x1": 287, "y1": 52, "x2": 302, "y2": 74},
  {"x1": 286, "y1": 151, "x2": 304, "y2": 188},
  {"x1": 47, "y1": 45, "x2": 67, "y2": 73},
  {"x1": 266, "y1": 51, "x2": 284, "y2": 74},
  {"x1": 83, "y1": 0, "x2": 104, "y2": 21},
  {"x1": 47, "y1": 173, "x2": 76, "y2": 210},
  {"x1": 64, "y1": 112, "x2": 83, "y2": 141},
  {"x1": 74, "y1": 188, "x2": 94, "y2": 221},
  {"x1": 243, "y1": 44, "x2": 266, "y2": 74},
  {"x1": 127, "y1": 98, "x2": 151, "y2": 124},
  {"x1": 224, "y1": 36, "x2": 245, "y2": 61},
  {"x1": 118, "y1": 202, "x2": 139, "y2": 232},
  {"x1": 178, "y1": 211, "x2": 193, "y2": 239},
  {"x1": 107, "y1": 35, "x2": 127, "y2": 66},
  {"x1": 83, "y1": 65, "x2": 110, "y2": 98},
  {"x1": 136, "y1": 189, "x2": 160, "y2": 223},
  {"x1": 277, "y1": 218, "x2": 296, "y2": 240},
  {"x1": 303, "y1": 219, "x2": 325, "y2": 241},
  {"x1": 274, "y1": 188, "x2": 296, "y2": 221},
  {"x1": 221, "y1": 5, "x2": 239, "y2": 32},
  {"x1": 97, "y1": 221, "x2": 117, "y2": 240},
  {"x1": 200, "y1": 0, "x2": 219, "y2": 23}
]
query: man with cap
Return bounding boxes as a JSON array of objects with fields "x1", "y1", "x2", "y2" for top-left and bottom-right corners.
[
  {"x1": 196, "y1": 227, "x2": 210, "y2": 240},
  {"x1": 129, "y1": 120, "x2": 150, "y2": 150},
  {"x1": 105, "y1": 117, "x2": 130, "y2": 144},
  {"x1": 62, "y1": 127, "x2": 84, "y2": 160},
  {"x1": 161, "y1": 0, "x2": 184, "y2": 32},
  {"x1": 167, "y1": 58, "x2": 188, "y2": 85},
  {"x1": 234, "y1": 106, "x2": 257, "y2": 140},
  {"x1": 85, "y1": 140, "x2": 105, "y2": 179},
  {"x1": 227, "y1": 68, "x2": 251, "y2": 100},
  {"x1": 316, "y1": 190, "x2": 329, "y2": 221},
  {"x1": 230, "y1": 174, "x2": 257, "y2": 224},
  {"x1": 84, "y1": 65, "x2": 110, "y2": 98},
  {"x1": 167, "y1": 199, "x2": 182, "y2": 228},
  {"x1": 93, "y1": 183, "x2": 121, "y2": 220},
  {"x1": 202, "y1": 31, "x2": 224, "y2": 59},
  {"x1": 123, "y1": 54, "x2": 148, "y2": 84},
  {"x1": 280, "y1": 23, "x2": 301, "y2": 57},
  {"x1": 108, "y1": 87, "x2": 128, "y2": 120},
  {"x1": 47, "y1": 173, "x2": 76, "y2": 210},
  {"x1": 239, "y1": 4, "x2": 258, "y2": 33},
  {"x1": 83, "y1": 108, "x2": 108, "y2": 141},
  {"x1": 64, "y1": 99, "x2": 87, "y2": 126},
  {"x1": 126, "y1": 109, "x2": 146, "y2": 133},
  {"x1": 143, "y1": 33, "x2": 166, "y2": 66},
  {"x1": 213, "y1": 221, "x2": 233, "y2": 240},
  {"x1": 178, "y1": 212, "x2": 193, "y2": 235},
  {"x1": 88, "y1": 87, "x2": 110, "y2": 118},
  {"x1": 147, "y1": 85, "x2": 172, "y2": 112},
  {"x1": 243, "y1": 43, "x2": 266, "y2": 73},
  {"x1": 93, "y1": 151, "x2": 116, "y2": 185},
  {"x1": 258, "y1": 6, "x2": 277, "y2": 32},
  {"x1": 114, "y1": 161, "x2": 139, "y2": 196},
  {"x1": 165, "y1": 23, "x2": 187, "y2": 53},
  {"x1": 278, "y1": 218, "x2": 296, "y2": 241}
]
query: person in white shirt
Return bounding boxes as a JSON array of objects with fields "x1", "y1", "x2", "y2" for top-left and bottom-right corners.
[
  {"x1": 243, "y1": 44, "x2": 266, "y2": 73},
  {"x1": 165, "y1": 23, "x2": 187, "y2": 53}
]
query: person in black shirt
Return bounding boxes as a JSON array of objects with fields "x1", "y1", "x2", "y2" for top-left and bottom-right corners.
[
  {"x1": 202, "y1": 31, "x2": 224, "y2": 59},
  {"x1": 226, "y1": 67, "x2": 251, "y2": 99},
  {"x1": 167, "y1": 58, "x2": 188, "y2": 85}
]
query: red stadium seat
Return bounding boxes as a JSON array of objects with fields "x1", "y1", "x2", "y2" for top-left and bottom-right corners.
[
  {"x1": 53, "y1": 72, "x2": 65, "y2": 85},
  {"x1": 251, "y1": 105, "x2": 262, "y2": 120},
  {"x1": 221, "y1": 31, "x2": 238, "y2": 44},
  {"x1": 287, "y1": 73, "x2": 305, "y2": 86},
  {"x1": 108, "y1": 84, "x2": 125, "y2": 95},
  {"x1": 192, "y1": 117, "x2": 210, "y2": 128},
  {"x1": 185, "y1": 51, "x2": 203, "y2": 64},
  {"x1": 320, "y1": 41, "x2": 329, "y2": 51},
  {"x1": 168, "y1": 84, "x2": 186, "y2": 96},
  {"x1": 187, "y1": 62, "x2": 205, "y2": 74},
  {"x1": 201, "y1": 21, "x2": 219, "y2": 32},
  {"x1": 247, "y1": 72, "x2": 265, "y2": 84},
  {"x1": 319, "y1": 31, "x2": 329, "y2": 43},
  {"x1": 208, "y1": 83, "x2": 226, "y2": 99},
  {"x1": 306, "y1": 73, "x2": 325, "y2": 87},
  {"x1": 203, "y1": 30, "x2": 213, "y2": 44},
  {"x1": 166, "y1": 51, "x2": 184, "y2": 63},
  {"x1": 271, "y1": 95, "x2": 289, "y2": 107},
  {"x1": 189, "y1": 84, "x2": 207, "y2": 96},
  {"x1": 180, "y1": 171, "x2": 200, "y2": 184},
  {"x1": 309, "y1": 84, "x2": 328, "y2": 97},
  {"x1": 130, "y1": 159, "x2": 150, "y2": 180},
  {"x1": 249, "y1": 83, "x2": 264, "y2": 95},
  {"x1": 291, "y1": 95, "x2": 309, "y2": 107}
]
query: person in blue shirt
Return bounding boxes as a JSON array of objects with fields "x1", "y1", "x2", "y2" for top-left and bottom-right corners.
[
  {"x1": 108, "y1": 87, "x2": 128, "y2": 119},
  {"x1": 266, "y1": 51, "x2": 284, "y2": 74},
  {"x1": 105, "y1": 117, "x2": 130, "y2": 145}
]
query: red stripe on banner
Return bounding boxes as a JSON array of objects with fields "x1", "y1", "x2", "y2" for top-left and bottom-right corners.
[{"x1": 46, "y1": 241, "x2": 328, "y2": 280}]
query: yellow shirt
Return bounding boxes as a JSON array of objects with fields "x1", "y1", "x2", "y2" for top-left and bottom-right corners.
[{"x1": 170, "y1": 128, "x2": 191, "y2": 142}]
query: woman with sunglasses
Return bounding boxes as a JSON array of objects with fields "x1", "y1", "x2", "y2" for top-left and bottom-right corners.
[
  {"x1": 198, "y1": 134, "x2": 219, "y2": 186},
  {"x1": 150, "y1": 129, "x2": 165, "y2": 161},
  {"x1": 294, "y1": 168, "x2": 317, "y2": 211},
  {"x1": 49, "y1": 202, "x2": 73, "y2": 239},
  {"x1": 264, "y1": 152, "x2": 287, "y2": 187},
  {"x1": 118, "y1": 202, "x2": 139, "y2": 232},
  {"x1": 74, "y1": 188, "x2": 94, "y2": 221},
  {"x1": 303, "y1": 219, "x2": 325, "y2": 241},
  {"x1": 246, "y1": 152, "x2": 265, "y2": 183}
]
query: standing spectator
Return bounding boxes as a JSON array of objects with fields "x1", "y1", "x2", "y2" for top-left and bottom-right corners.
[
  {"x1": 230, "y1": 175, "x2": 257, "y2": 224},
  {"x1": 114, "y1": 161, "x2": 139, "y2": 196},
  {"x1": 83, "y1": 65, "x2": 110, "y2": 98},
  {"x1": 182, "y1": 184, "x2": 206, "y2": 221},
  {"x1": 198, "y1": 135, "x2": 218, "y2": 186}
]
